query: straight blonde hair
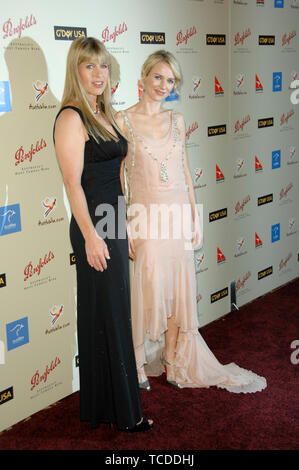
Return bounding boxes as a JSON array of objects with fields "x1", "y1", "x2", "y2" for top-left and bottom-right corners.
[{"x1": 61, "y1": 36, "x2": 122, "y2": 142}]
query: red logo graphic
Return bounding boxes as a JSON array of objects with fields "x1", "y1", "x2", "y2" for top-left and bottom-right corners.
[
  {"x1": 217, "y1": 247, "x2": 226, "y2": 263},
  {"x1": 280, "y1": 183, "x2": 293, "y2": 200},
  {"x1": 101, "y1": 22, "x2": 127, "y2": 43},
  {"x1": 33, "y1": 81, "x2": 48, "y2": 102},
  {"x1": 236, "y1": 73, "x2": 245, "y2": 89},
  {"x1": 235, "y1": 195, "x2": 250, "y2": 215},
  {"x1": 138, "y1": 79, "x2": 144, "y2": 100},
  {"x1": 176, "y1": 26, "x2": 197, "y2": 46},
  {"x1": 255, "y1": 232, "x2": 263, "y2": 248},
  {"x1": 186, "y1": 121, "x2": 199, "y2": 140},
  {"x1": 255, "y1": 155, "x2": 263, "y2": 172},
  {"x1": 236, "y1": 159, "x2": 245, "y2": 173},
  {"x1": 279, "y1": 253, "x2": 292, "y2": 271},
  {"x1": 236, "y1": 238, "x2": 245, "y2": 253},
  {"x1": 194, "y1": 168, "x2": 203, "y2": 182},
  {"x1": 234, "y1": 115, "x2": 250, "y2": 133},
  {"x1": 280, "y1": 109, "x2": 295, "y2": 126},
  {"x1": 14, "y1": 138, "x2": 47, "y2": 166},
  {"x1": 192, "y1": 77, "x2": 202, "y2": 92},
  {"x1": 24, "y1": 251, "x2": 55, "y2": 281},
  {"x1": 215, "y1": 76, "x2": 224, "y2": 96},
  {"x1": 289, "y1": 146, "x2": 296, "y2": 160},
  {"x1": 196, "y1": 252, "x2": 204, "y2": 267},
  {"x1": 255, "y1": 74, "x2": 263, "y2": 92},
  {"x1": 282, "y1": 30, "x2": 296, "y2": 46},
  {"x1": 30, "y1": 357, "x2": 61, "y2": 391},
  {"x1": 2, "y1": 14, "x2": 36, "y2": 40},
  {"x1": 111, "y1": 81, "x2": 120, "y2": 95},
  {"x1": 42, "y1": 197, "x2": 57, "y2": 218},
  {"x1": 234, "y1": 28, "x2": 251, "y2": 46},
  {"x1": 216, "y1": 164, "x2": 224, "y2": 182},
  {"x1": 236, "y1": 271, "x2": 251, "y2": 292},
  {"x1": 50, "y1": 305, "x2": 63, "y2": 326}
]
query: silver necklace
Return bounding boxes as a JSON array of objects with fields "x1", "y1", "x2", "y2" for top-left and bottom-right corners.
[
  {"x1": 93, "y1": 104, "x2": 100, "y2": 115},
  {"x1": 135, "y1": 112, "x2": 179, "y2": 183}
]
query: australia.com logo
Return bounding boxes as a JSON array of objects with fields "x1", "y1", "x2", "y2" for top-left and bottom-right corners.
[
  {"x1": 0, "y1": 81, "x2": 12, "y2": 112},
  {"x1": 6, "y1": 317, "x2": 29, "y2": 351},
  {"x1": 0, "y1": 204, "x2": 22, "y2": 236}
]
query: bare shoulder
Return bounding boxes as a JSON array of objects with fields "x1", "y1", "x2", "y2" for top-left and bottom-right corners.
[
  {"x1": 114, "y1": 109, "x2": 125, "y2": 127},
  {"x1": 115, "y1": 105, "x2": 138, "y2": 135},
  {"x1": 55, "y1": 107, "x2": 85, "y2": 139},
  {"x1": 124, "y1": 104, "x2": 139, "y2": 117},
  {"x1": 55, "y1": 107, "x2": 82, "y2": 129}
]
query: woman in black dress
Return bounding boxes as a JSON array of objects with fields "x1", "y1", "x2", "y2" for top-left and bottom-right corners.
[{"x1": 54, "y1": 37, "x2": 153, "y2": 432}]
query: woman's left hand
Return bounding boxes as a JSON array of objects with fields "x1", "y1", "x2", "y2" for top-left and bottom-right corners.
[{"x1": 192, "y1": 216, "x2": 202, "y2": 249}]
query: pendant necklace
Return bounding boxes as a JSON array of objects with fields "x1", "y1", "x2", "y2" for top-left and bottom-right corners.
[
  {"x1": 93, "y1": 103, "x2": 100, "y2": 115},
  {"x1": 135, "y1": 112, "x2": 178, "y2": 183}
]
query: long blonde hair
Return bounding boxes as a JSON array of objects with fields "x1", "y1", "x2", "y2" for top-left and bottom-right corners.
[{"x1": 61, "y1": 36, "x2": 121, "y2": 142}]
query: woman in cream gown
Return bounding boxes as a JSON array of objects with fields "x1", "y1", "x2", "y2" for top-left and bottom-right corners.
[{"x1": 116, "y1": 50, "x2": 266, "y2": 394}]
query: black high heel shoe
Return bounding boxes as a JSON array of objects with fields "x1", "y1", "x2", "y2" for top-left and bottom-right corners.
[{"x1": 119, "y1": 417, "x2": 153, "y2": 433}]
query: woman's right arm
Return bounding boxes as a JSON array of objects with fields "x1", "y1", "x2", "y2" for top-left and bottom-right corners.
[{"x1": 54, "y1": 109, "x2": 110, "y2": 271}]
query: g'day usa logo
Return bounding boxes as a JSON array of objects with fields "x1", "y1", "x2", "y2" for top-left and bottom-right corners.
[
  {"x1": 0, "y1": 387, "x2": 14, "y2": 405},
  {"x1": 0, "y1": 204, "x2": 21, "y2": 236},
  {"x1": 54, "y1": 26, "x2": 87, "y2": 41},
  {"x1": 140, "y1": 32, "x2": 165, "y2": 44}
]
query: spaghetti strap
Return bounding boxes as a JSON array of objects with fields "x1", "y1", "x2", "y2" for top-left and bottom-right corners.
[{"x1": 120, "y1": 110, "x2": 134, "y2": 135}]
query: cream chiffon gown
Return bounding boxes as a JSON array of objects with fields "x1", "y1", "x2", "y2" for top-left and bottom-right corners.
[{"x1": 122, "y1": 109, "x2": 266, "y2": 393}]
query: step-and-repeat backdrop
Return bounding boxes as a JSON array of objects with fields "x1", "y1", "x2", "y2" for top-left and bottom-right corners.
[{"x1": 0, "y1": 0, "x2": 298, "y2": 432}]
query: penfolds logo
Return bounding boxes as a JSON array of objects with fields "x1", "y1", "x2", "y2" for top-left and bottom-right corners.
[
  {"x1": 3, "y1": 14, "x2": 36, "y2": 40},
  {"x1": 101, "y1": 22, "x2": 127, "y2": 43},
  {"x1": 234, "y1": 115, "x2": 250, "y2": 133},
  {"x1": 30, "y1": 357, "x2": 61, "y2": 391},
  {"x1": 279, "y1": 253, "x2": 292, "y2": 271},
  {"x1": 176, "y1": 26, "x2": 197, "y2": 46},
  {"x1": 186, "y1": 121, "x2": 199, "y2": 140},
  {"x1": 15, "y1": 138, "x2": 46, "y2": 166},
  {"x1": 280, "y1": 110, "x2": 295, "y2": 126},
  {"x1": 235, "y1": 195, "x2": 250, "y2": 214},
  {"x1": 280, "y1": 183, "x2": 293, "y2": 200},
  {"x1": 236, "y1": 271, "x2": 251, "y2": 291},
  {"x1": 282, "y1": 30, "x2": 296, "y2": 46},
  {"x1": 234, "y1": 28, "x2": 251, "y2": 46},
  {"x1": 24, "y1": 251, "x2": 54, "y2": 281}
]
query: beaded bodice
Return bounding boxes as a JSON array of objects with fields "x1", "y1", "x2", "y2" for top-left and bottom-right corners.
[{"x1": 121, "y1": 110, "x2": 187, "y2": 205}]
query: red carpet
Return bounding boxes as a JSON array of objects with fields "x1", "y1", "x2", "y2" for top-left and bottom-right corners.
[{"x1": 0, "y1": 278, "x2": 298, "y2": 452}]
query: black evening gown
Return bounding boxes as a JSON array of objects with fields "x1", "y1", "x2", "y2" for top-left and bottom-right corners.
[{"x1": 54, "y1": 106, "x2": 142, "y2": 429}]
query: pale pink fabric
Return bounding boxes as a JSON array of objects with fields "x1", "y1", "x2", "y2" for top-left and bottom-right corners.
[{"x1": 123, "y1": 110, "x2": 266, "y2": 393}]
